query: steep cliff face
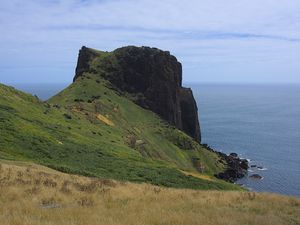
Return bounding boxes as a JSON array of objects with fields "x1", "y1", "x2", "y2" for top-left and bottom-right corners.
[
  {"x1": 73, "y1": 46, "x2": 201, "y2": 142},
  {"x1": 179, "y1": 88, "x2": 201, "y2": 140},
  {"x1": 74, "y1": 46, "x2": 98, "y2": 81}
]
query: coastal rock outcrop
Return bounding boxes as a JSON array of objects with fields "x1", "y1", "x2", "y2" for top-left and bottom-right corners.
[
  {"x1": 215, "y1": 154, "x2": 248, "y2": 183},
  {"x1": 249, "y1": 174, "x2": 263, "y2": 180},
  {"x1": 73, "y1": 46, "x2": 201, "y2": 142},
  {"x1": 202, "y1": 144, "x2": 249, "y2": 182}
]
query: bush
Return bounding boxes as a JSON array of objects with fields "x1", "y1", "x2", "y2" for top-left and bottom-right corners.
[{"x1": 63, "y1": 113, "x2": 72, "y2": 119}]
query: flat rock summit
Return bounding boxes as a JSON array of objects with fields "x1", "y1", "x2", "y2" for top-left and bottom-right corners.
[{"x1": 74, "y1": 46, "x2": 201, "y2": 142}]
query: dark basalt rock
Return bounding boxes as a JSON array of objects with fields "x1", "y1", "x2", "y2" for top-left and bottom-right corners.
[
  {"x1": 249, "y1": 174, "x2": 263, "y2": 180},
  {"x1": 179, "y1": 88, "x2": 200, "y2": 140},
  {"x1": 229, "y1": 153, "x2": 238, "y2": 158},
  {"x1": 202, "y1": 143, "x2": 249, "y2": 183},
  {"x1": 73, "y1": 46, "x2": 201, "y2": 142},
  {"x1": 74, "y1": 46, "x2": 98, "y2": 81},
  {"x1": 216, "y1": 156, "x2": 249, "y2": 183},
  {"x1": 240, "y1": 159, "x2": 249, "y2": 170}
]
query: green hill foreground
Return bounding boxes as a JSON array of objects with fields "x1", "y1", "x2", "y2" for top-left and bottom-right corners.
[
  {"x1": 0, "y1": 76, "x2": 237, "y2": 190},
  {"x1": 0, "y1": 46, "x2": 246, "y2": 191}
]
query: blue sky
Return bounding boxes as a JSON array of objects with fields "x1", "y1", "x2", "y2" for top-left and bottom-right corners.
[{"x1": 0, "y1": 0, "x2": 300, "y2": 84}]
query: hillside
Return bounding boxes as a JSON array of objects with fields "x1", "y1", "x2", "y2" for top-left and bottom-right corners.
[
  {"x1": 0, "y1": 46, "x2": 244, "y2": 190},
  {"x1": 73, "y1": 46, "x2": 201, "y2": 141},
  {"x1": 0, "y1": 160, "x2": 299, "y2": 225}
]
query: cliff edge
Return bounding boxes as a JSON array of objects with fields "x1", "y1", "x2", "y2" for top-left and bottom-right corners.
[{"x1": 73, "y1": 46, "x2": 201, "y2": 142}]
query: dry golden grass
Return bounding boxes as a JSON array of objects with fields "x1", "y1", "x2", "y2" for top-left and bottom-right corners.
[
  {"x1": 97, "y1": 114, "x2": 115, "y2": 126},
  {"x1": 180, "y1": 170, "x2": 215, "y2": 181},
  {"x1": 0, "y1": 160, "x2": 299, "y2": 225}
]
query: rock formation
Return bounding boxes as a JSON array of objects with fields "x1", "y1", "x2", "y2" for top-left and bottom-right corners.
[
  {"x1": 202, "y1": 144, "x2": 249, "y2": 182},
  {"x1": 73, "y1": 46, "x2": 201, "y2": 142}
]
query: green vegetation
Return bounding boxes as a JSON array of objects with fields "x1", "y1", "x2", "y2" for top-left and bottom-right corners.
[{"x1": 0, "y1": 65, "x2": 240, "y2": 190}]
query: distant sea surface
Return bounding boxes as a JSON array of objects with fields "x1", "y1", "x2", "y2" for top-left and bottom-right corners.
[
  {"x1": 12, "y1": 83, "x2": 300, "y2": 197},
  {"x1": 190, "y1": 84, "x2": 300, "y2": 197},
  {"x1": 10, "y1": 83, "x2": 69, "y2": 101}
]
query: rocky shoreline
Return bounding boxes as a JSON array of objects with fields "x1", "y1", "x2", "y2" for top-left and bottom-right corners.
[{"x1": 201, "y1": 144, "x2": 249, "y2": 183}]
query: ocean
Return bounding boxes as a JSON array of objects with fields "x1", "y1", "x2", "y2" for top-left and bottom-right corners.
[
  {"x1": 11, "y1": 83, "x2": 300, "y2": 197},
  {"x1": 190, "y1": 84, "x2": 300, "y2": 197}
]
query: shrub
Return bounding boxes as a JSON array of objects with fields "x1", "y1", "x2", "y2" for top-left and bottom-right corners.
[{"x1": 63, "y1": 113, "x2": 72, "y2": 119}]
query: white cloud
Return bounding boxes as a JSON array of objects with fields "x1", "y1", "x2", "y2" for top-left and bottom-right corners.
[{"x1": 0, "y1": 0, "x2": 300, "y2": 83}]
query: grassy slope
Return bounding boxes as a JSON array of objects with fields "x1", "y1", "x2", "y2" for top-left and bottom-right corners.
[
  {"x1": 0, "y1": 79, "x2": 240, "y2": 190},
  {"x1": 0, "y1": 161, "x2": 299, "y2": 225},
  {"x1": 0, "y1": 46, "x2": 240, "y2": 190}
]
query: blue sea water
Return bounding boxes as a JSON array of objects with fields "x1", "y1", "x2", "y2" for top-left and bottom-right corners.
[
  {"x1": 10, "y1": 83, "x2": 69, "y2": 101},
  {"x1": 190, "y1": 84, "x2": 300, "y2": 197},
  {"x1": 12, "y1": 83, "x2": 300, "y2": 197}
]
